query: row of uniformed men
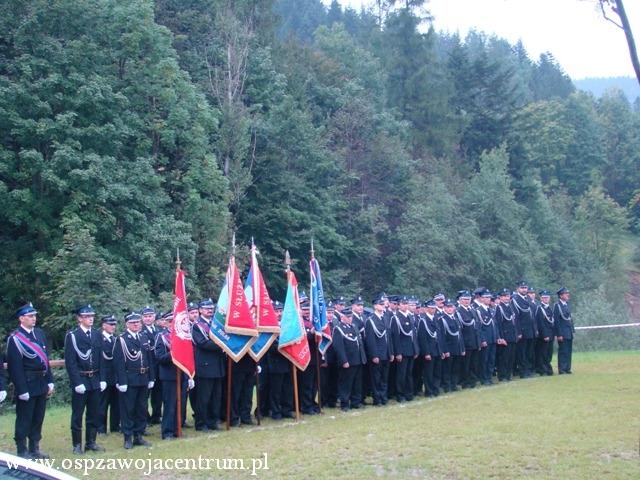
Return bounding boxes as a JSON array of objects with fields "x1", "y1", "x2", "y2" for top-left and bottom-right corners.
[{"x1": 1, "y1": 282, "x2": 574, "y2": 457}]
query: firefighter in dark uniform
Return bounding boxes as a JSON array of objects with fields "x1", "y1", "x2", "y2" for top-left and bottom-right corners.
[
  {"x1": 496, "y1": 289, "x2": 517, "y2": 381},
  {"x1": 409, "y1": 297, "x2": 424, "y2": 396},
  {"x1": 535, "y1": 290, "x2": 555, "y2": 376},
  {"x1": 385, "y1": 295, "x2": 399, "y2": 399},
  {"x1": 140, "y1": 305, "x2": 162, "y2": 425},
  {"x1": 97, "y1": 314, "x2": 119, "y2": 434},
  {"x1": 268, "y1": 300, "x2": 294, "y2": 419},
  {"x1": 391, "y1": 296, "x2": 417, "y2": 402},
  {"x1": 6, "y1": 303, "x2": 54, "y2": 459},
  {"x1": 64, "y1": 305, "x2": 105, "y2": 454},
  {"x1": 512, "y1": 281, "x2": 536, "y2": 378},
  {"x1": 332, "y1": 307, "x2": 366, "y2": 411},
  {"x1": 318, "y1": 300, "x2": 334, "y2": 409},
  {"x1": 554, "y1": 287, "x2": 574, "y2": 374},
  {"x1": 456, "y1": 291, "x2": 480, "y2": 388},
  {"x1": 440, "y1": 299, "x2": 465, "y2": 392},
  {"x1": 350, "y1": 296, "x2": 369, "y2": 404},
  {"x1": 417, "y1": 300, "x2": 444, "y2": 397},
  {"x1": 322, "y1": 296, "x2": 346, "y2": 408},
  {"x1": 191, "y1": 298, "x2": 226, "y2": 430},
  {"x1": 474, "y1": 290, "x2": 498, "y2": 385},
  {"x1": 298, "y1": 298, "x2": 319, "y2": 415},
  {"x1": 364, "y1": 294, "x2": 393, "y2": 405},
  {"x1": 0, "y1": 351, "x2": 6, "y2": 404},
  {"x1": 186, "y1": 302, "x2": 199, "y2": 425},
  {"x1": 113, "y1": 312, "x2": 155, "y2": 449},
  {"x1": 154, "y1": 312, "x2": 192, "y2": 439}
]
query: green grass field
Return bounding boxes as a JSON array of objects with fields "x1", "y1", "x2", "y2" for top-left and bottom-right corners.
[{"x1": 1, "y1": 351, "x2": 638, "y2": 479}]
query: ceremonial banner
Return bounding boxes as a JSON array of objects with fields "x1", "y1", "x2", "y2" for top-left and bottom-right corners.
[
  {"x1": 225, "y1": 255, "x2": 258, "y2": 337},
  {"x1": 310, "y1": 257, "x2": 332, "y2": 355},
  {"x1": 208, "y1": 275, "x2": 256, "y2": 362},
  {"x1": 170, "y1": 268, "x2": 195, "y2": 378},
  {"x1": 278, "y1": 269, "x2": 311, "y2": 371},
  {"x1": 245, "y1": 244, "x2": 279, "y2": 361}
]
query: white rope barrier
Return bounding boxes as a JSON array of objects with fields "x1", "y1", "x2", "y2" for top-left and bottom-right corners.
[{"x1": 575, "y1": 322, "x2": 640, "y2": 331}]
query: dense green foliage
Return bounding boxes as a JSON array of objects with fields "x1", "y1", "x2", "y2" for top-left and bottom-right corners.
[{"x1": 1, "y1": 0, "x2": 638, "y2": 346}]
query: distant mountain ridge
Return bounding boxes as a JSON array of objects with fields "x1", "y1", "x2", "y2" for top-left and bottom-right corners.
[{"x1": 574, "y1": 76, "x2": 640, "y2": 102}]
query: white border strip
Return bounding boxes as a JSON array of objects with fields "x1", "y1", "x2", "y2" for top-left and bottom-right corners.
[{"x1": 575, "y1": 322, "x2": 640, "y2": 330}]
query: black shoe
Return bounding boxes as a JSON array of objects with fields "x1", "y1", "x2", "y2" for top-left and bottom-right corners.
[
  {"x1": 271, "y1": 413, "x2": 283, "y2": 420},
  {"x1": 241, "y1": 419, "x2": 255, "y2": 426},
  {"x1": 162, "y1": 435, "x2": 176, "y2": 440},
  {"x1": 133, "y1": 436, "x2": 151, "y2": 447},
  {"x1": 282, "y1": 412, "x2": 294, "y2": 419},
  {"x1": 85, "y1": 442, "x2": 105, "y2": 452},
  {"x1": 72, "y1": 444, "x2": 83, "y2": 455},
  {"x1": 182, "y1": 422, "x2": 193, "y2": 429},
  {"x1": 124, "y1": 438, "x2": 133, "y2": 449},
  {"x1": 195, "y1": 426, "x2": 209, "y2": 432},
  {"x1": 340, "y1": 406, "x2": 349, "y2": 412}
]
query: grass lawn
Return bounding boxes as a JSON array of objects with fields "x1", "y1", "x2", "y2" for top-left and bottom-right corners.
[{"x1": 1, "y1": 350, "x2": 638, "y2": 479}]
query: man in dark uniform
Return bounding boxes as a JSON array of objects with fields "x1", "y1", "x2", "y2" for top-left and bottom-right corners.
[
  {"x1": 364, "y1": 294, "x2": 393, "y2": 406},
  {"x1": 474, "y1": 290, "x2": 498, "y2": 385},
  {"x1": 350, "y1": 296, "x2": 369, "y2": 404},
  {"x1": 385, "y1": 295, "x2": 399, "y2": 399},
  {"x1": 323, "y1": 296, "x2": 346, "y2": 408},
  {"x1": 409, "y1": 297, "x2": 424, "y2": 396},
  {"x1": 554, "y1": 287, "x2": 575, "y2": 374},
  {"x1": 191, "y1": 299, "x2": 226, "y2": 430},
  {"x1": 456, "y1": 291, "x2": 480, "y2": 389},
  {"x1": 332, "y1": 308, "x2": 366, "y2": 411},
  {"x1": 318, "y1": 300, "x2": 334, "y2": 409},
  {"x1": 154, "y1": 312, "x2": 192, "y2": 439},
  {"x1": 6, "y1": 303, "x2": 54, "y2": 459},
  {"x1": 186, "y1": 302, "x2": 199, "y2": 425},
  {"x1": 97, "y1": 314, "x2": 119, "y2": 435},
  {"x1": 495, "y1": 290, "x2": 517, "y2": 381},
  {"x1": 535, "y1": 290, "x2": 555, "y2": 376},
  {"x1": 140, "y1": 306, "x2": 162, "y2": 425},
  {"x1": 298, "y1": 298, "x2": 319, "y2": 415},
  {"x1": 439, "y1": 299, "x2": 465, "y2": 392},
  {"x1": 113, "y1": 312, "x2": 154, "y2": 449},
  {"x1": 416, "y1": 300, "x2": 443, "y2": 397},
  {"x1": 512, "y1": 281, "x2": 535, "y2": 378},
  {"x1": 391, "y1": 296, "x2": 417, "y2": 402},
  {"x1": 0, "y1": 351, "x2": 6, "y2": 404},
  {"x1": 64, "y1": 305, "x2": 105, "y2": 454}
]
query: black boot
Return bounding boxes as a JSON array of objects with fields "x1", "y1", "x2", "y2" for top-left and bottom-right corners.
[
  {"x1": 123, "y1": 436, "x2": 133, "y2": 449},
  {"x1": 29, "y1": 439, "x2": 49, "y2": 459},
  {"x1": 133, "y1": 435, "x2": 151, "y2": 447},
  {"x1": 16, "y1": 439, "x2": 31, "y2": 459},
  {"x1": 72, "y1": 430, "x2": 83, "y2": 455},
  {"x1": 85, "y1": 428, "x2": 105, "y2": 452}
]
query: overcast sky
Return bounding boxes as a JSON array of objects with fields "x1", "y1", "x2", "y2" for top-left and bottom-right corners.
[{"x1": 327, "y1": 0, "x2": 640, "y2": 79}]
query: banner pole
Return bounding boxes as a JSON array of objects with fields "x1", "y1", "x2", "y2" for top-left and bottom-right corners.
[
  {"x1": 226, "y1": 357, "x2": 232, "y2": 431},
  {"x1": 292, "y1": 364, "x2": 300, "y2": 421}
]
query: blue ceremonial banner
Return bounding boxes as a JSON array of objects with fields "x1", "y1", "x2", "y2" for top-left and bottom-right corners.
[
  {"x1": 310, "y1": 257, "x2": 332, "y2": 355},
  {"x1": 208, "y1": 278, "x2": 256, "y2": 362}
]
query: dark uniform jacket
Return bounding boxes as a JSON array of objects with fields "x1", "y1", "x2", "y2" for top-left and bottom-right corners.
[
  {"x1": 440, "y1": 314, "x2": 465, "y2": 355},
  {"x1": 416, "y1": 313, "x2": 442, "y2": 357},
  {"x1": 6, "y1": 326, "x2": 53, "y2": 396},
  {"x1": 64, "y1": 326, "x2": 104, "y2": 390},
  {"x1": 101, "y1": 331, "x2": 117, "y2": 386},
  {"x1": 191, "y1": 318, "x2": 226, "y2": 379},
  {"x1": 511, "y1": 294, "x2": 536, "y2": 339},
  {"x1": 304, "y1": 318, "x2": 318, "y2": 366},
  {"x1": 154, "y1": 332, "x2": 187, "y2": 382},
  {"x1": 364, "y1": 312, "x2": 392, "y2": 360},
  {"x1": 332, "y1": 321, "x2": 366, "y2": 366},
  {"x1": 536, "y1": 303, "x2": 555, "y2": 339},
  {"x1": 553, "y1": 301, "x2": 574, "y2": 340},
  {"x1": 391, "y1": 311, "x2": 417, "y2": 356},
  {"x1": 474, "y1": 303, "x2": 498, "y2": 344},
  {"x1": 495, "y1": 303, "x2": 518, "y2": 343},
  {"x1": 113, "y1": 330, "x2": 155, "y2": 387},
  {"x1": 456, "y1": 306, "x2": 480, "y2": 350},
  {"x1": 351, "y1": 312, "x2": 366, "y2": 337},
  {"x1": 267, "y1": 341, "x2": 290, "y2": 374}
]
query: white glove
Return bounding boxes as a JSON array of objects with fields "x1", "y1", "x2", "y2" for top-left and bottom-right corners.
[
  {"x1": 117, "y1": 384, "x2": 128, "y2": 393},
  {"x1": 74, "y1": 384, "x2": 87, "y2": 394},
  {"x1": 0, "y1": 390, "x2": 7, "y2": 403},
  {"x1": 47, "y1": 383, "x2": 54, "y2": 393},
  {"x1": 187, "y1": 378, "x2": 195, "y2": 390},
  {"x1": 18, "y1": 392, "x2": 30, "y2": 401},
  {"x1": 256, "y1": 365, "x2": 262, "y2": 374},
  {"x1": 99, "y1": 381, "x2": 107, "y2": 392},
  {"x1": 147, "y1": 381, "x2": 155, "y2": 389}
]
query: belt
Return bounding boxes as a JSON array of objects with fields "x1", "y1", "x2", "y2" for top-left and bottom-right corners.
[
  {"x1": 26, "y1": 370, "x2": 47, "y2": 377},
  {"x1": 79, "y1": 370, "x2": 98, "y2": 377},
  {"x1": 127, "y1": 367, "x2": 149, "y2": 374}
]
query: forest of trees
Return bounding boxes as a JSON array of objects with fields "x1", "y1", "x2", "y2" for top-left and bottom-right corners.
[{"x1": 1, "y1": 0, "x2": 639, "y2": 349}]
